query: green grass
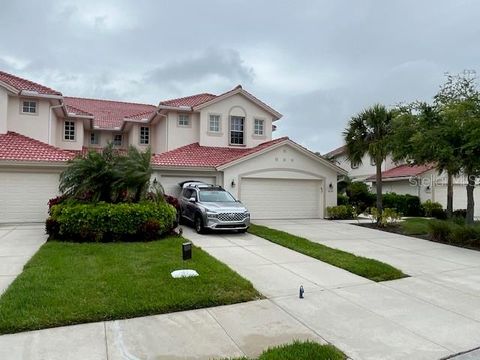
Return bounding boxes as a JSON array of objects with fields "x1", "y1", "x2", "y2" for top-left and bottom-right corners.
[
  {"x1": 400, "y1": 218, "x2": 432, "y2": 235},
  {"x1": 249, "y1": 224, "x2": 407, "y2": 282},
  {"x1": 227, "y1": 340, "x2": 346, "y2": 360},
  {"x1": 0, "y1": 236, "x2": 261, "y2": 334}
]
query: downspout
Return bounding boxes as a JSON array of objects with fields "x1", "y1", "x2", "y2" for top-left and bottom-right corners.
[{"x1": 49, "y1": 102, "x2": 64, "y2": 145}]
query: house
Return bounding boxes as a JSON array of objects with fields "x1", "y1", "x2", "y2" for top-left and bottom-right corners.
[
  {"x1": 326, "y1": 144, "x2": 479, "y2": 214},
  {"x1": 0, "y1": 70, "x2": 346, "y2": 223}
]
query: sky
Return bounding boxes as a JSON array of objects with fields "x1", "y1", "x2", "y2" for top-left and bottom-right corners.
[{"x1": 1, "y1": 0, "x2": 479, "y2": 153}]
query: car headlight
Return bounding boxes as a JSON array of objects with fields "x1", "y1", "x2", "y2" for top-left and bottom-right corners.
[
  {"x1": 206, "y1": 211, "x2": 218, "y2": 218},
  {"x1": 244, "y1": 211, "x2": 250, "y2": 217}
]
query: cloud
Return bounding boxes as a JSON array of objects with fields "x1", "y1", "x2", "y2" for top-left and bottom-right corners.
[{"x1": 145, "y1": 48, "x2": 255, "y2": 92}]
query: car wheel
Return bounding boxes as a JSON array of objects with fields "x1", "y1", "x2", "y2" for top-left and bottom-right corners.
[{"x1": 194, "y1": 216, "x2": 205, "y2": 234}]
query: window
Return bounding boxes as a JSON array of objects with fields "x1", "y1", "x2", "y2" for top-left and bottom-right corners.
[
  {"x1": 209, "y1": 114, "x2": 220, "y2": 132},
  {"x1": 140, "y1": 126, "x2": 149, "y2": 145},
  {"x1": 90, "y1": 132, "x2": 100, "y2": 145},
  {"x1": 64, "y1": 121, "x2": 75, "y2": 141},
  {"x1": 113, "y1": 134, "x2": 122, "y2": 146},
  {"x1": 230, "y1": 116, "x2": 245, "y2": 145},
  {"x1": 21, "y1": 100, "x2": 37, "y2": 114},
  {"x1": 178, "y1": 114, "x2": 190, "y2": 126},
  {"x1": 254, "y1": 119, "x2": 265, "y2": 136}
]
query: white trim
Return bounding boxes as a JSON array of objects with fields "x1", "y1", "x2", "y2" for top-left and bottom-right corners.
[
  {"x1": 192, "y1": 87, "x2": 282, "y2": 120},
  {"x1": 217, "y1": 139, "x2": 348, "y2": 174}
]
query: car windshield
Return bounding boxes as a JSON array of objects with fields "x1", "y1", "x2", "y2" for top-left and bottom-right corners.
[{"x1": 199, "y1": 189, "x2": 236, "y2": 202}]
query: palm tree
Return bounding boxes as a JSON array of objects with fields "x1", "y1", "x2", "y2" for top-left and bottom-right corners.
[
  {"x1": 59, "y1": 144, "x2": 117, "y2": 202},
  {"x1": 113, "y1": 146, "x2": 153, "y2": 202},
  {"x1": 343, "y1": 104, "x2": 393, "y2": 218}
]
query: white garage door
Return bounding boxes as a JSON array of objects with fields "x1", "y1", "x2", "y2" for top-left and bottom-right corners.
[
  {"x1": 434, "y1": 184, "x2": 480, "y2": 216},
  {"x1": 159, "y1": 175, "x2": 217, "y2": 197},
  {"x1": 240, "y1": 178, "x2": 322, "y2": 219},
  {"x1": 0, "y1": 171, "x2": 60, "y2": 223}
]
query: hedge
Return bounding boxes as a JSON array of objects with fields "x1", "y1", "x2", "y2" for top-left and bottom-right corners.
[
  {"x1": 47, "y1": 201, "x2": 177, "y2": 242},
  {"x1": 327, "y1": 205, "x2": 356, "y2": 220},
  {"x1": 382, "y1": 193, "x2": 422, "y2": 216},
  {"x1": 428, "y1": 220, "x2": 480, "y2": 249}
]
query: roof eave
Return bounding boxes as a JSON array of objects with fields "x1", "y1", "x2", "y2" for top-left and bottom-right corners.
[{"x1": 151, "y1": 164, "x2": 217, "y2": 172}]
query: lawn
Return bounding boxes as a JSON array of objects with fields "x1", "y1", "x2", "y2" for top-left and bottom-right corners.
[
  {"x1": 249, "y1": 224, "x2": 407, "y2": 282},
  {"x1": 0, "y1": 236, "x2": 261, "y2": 334},
  {"x1": 228, "y1": 341, "x2": 346, "y2": 360}
]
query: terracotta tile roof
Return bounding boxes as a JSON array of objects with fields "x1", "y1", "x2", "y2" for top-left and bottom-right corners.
[
  {"x1": 0, "y1": 71, "x2": 62, "y2": 96},
  {"x1": 64, "y1": 97, "x2": 156, "y2": 129},
  {"x1": 152, "y1": 137, "x2": 289, "y2": 168},
  {"x1": 159, "y1": 93, "x2": 217, "y2": 108},
  {"x1": 368, "y1": 164, "x2": 434, "y2": 181},
  {"x1": 124, "y1": 109, "x2": 156, "y2": 122},
  {"x1": 324, "y1": 145, "x2": 346, "y2": 158},
  {"x1": 64, "y1": 104, "x2": 93, "y2": 117},
  {"x1": 0, "y1": 132, "x2": 75, "y2": 162}
]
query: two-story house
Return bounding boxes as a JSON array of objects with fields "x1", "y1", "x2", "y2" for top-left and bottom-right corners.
[{"x1": 0, "y1": 70, "x2": 346, "y2": 223}]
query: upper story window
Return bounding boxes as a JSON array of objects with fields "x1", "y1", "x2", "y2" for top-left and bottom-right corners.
[
  {"x1": 21, "y1": 100, "x2": 37, "y2": 114},
  {"x1": 178, "y1": 114, "x2": 190, "y2": 127},
  {"x1": 113, "y1": 134, "x2": 123, "y2": 146},
  {"x1": 254, "y1": 119, "x2": 265, "y2": 136},
  {"x1": 230, "y1": 116, "x2": 245, "y2": 145},
  {"x1": 209, "y1": 114, "x2": 220, "y2": 132},
  {"x1": 140, "y1": 126, "x2": 149, "y2": 145},
  {"x1": 90, "y1": 131, "x2": 100, "y2": 145},
  {"x1": 64, "y1": 121, "x2": 75, "y2": 141}
]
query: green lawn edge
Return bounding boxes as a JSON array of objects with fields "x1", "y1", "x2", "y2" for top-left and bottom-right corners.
[
  {"x1": 225, "y1": 340, "x2": 346, "y2": 360},
  {"x1": 249, "y1": 224, "x2": 407, "y2": 282},
  {"x1": 0, "y1": 236, "x2": 262, "y2": 334}
]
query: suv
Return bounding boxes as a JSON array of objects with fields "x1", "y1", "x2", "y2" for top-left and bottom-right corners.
[{"x1": 178, "y1": 183, "x2": 250, "y2": 234}]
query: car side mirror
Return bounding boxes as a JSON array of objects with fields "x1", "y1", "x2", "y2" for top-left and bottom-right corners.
[{"x1": 188, "y1": 197, "x2": 196, "y2": 203}]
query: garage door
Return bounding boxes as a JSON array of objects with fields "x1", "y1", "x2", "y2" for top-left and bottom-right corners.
[
  {"x1": 159, "y1": 175, "x2": 217, "y2": 197},
  {"x1": 0, "y1": 171, "x2": 60, "y2": 223},
  {"x1": 240, "y1": 178, "x2": 322, "y2": 219},
  {"x1": 434, "y1": 184, "x2": 480, "y2": 216}
]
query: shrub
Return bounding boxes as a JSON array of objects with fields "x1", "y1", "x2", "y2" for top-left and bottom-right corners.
[
  {"x1": 382, "y1": 193, "x2": 422, "y2": 217},
  {"x1": 337, "y1": 193, "x2": 349, "y2": 206},
  {"x1": 449, "y1": 224, "x2": 480, "y2": 246},
  {"x1": 428, "y1": 220, "x2": 453, "y2": 242},
  {"x1": 327, "y1": 205, "x2": 356, "y2": 220},
  {"x1": 47, "y1": 201, "x2": 177, "y2": 242},
  {"x1": 431, "y1": 207, "x2": 448, "y2": 220},
  {"x1": 453, "y1": 209, "x2": 467, "y2": 219},
  {"x1": 346, "y1": 182, "x2": 375, "y2": 213},
  {"x1": 369, "y1": 207, "x2": 401, "y2": 227},
  {"x1": 422, "y1": 200, "x2": 443, "y2": 217}
]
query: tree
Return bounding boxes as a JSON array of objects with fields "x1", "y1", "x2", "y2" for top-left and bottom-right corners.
[
  {"x1": 390, "y1": 102, "x2": 462, "y2": 218},
  {"x1": 59, "y1": 144, "x2": 153, "y2": 203},
  {"x1": 435, "y1": 72, "x2": 480, "y2": 224},
  {"x1": 343, "y1": 104, "x2": 394, "y2": 218}
]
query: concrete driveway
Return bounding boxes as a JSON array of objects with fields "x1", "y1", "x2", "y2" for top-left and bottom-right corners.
[
  {"x1": 0, "y1": 224, "x2": 46, "y2": 294},
  {"x1": 184, "y1": 220, "x2": 480, "y2": 360}
]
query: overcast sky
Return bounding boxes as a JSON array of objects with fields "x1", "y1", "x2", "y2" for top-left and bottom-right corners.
[{"x1": 1, "y1": 0, "x2": 479, "y2": 153}]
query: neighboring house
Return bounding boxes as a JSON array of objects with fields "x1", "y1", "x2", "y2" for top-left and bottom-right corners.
[
  {"x1": 324, "y1": 145, "x2": 398, "y2": 181},
  {"x1": 326, "y1": 144, "x2": 479, "y2": 214},
  {"x1": 0, "y1": 70, "x2": 346, "y2": 223}
]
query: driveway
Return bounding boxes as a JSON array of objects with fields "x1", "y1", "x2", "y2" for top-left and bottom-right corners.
[
  {"x1": 183, "y1": 220, "x2": 480, "y2": 360},
  {"x1": 0, "y1": 224, "x2": 46, "y2": 294}
]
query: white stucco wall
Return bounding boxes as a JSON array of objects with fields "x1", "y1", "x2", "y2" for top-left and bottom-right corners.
[
  {"x1": 222, "y1": 143, "x2": 339, "y2": 218},
  {"x1": 334, "y1": 153, "x2": 398, "y2": 180},
  {"x1": 128, "y1": 124, "x2": 155, "y2": 151},
  {"x1": 198, "y1": 94, "x2": 274, "y2": 148},
  {"x1": 54, "y1": 117, "x2": 84, "y2": 150},
  {"x1": 83, "y1": 130, "x2": 128, "y2": 149},
  {"x1": 164, "y1": 112, "x2": 200, "y2": 151},
  {"x1": 0, "y1": 87, "x2": 8, "y2": 134},
  {"x1": 7, "y1": 96, "x2": 51, "y2": 143}
]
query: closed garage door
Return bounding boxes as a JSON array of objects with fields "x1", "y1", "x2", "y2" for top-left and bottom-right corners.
[
  {"x1": 434, "y1": 185, "x2": 480, "y2": 217},
  {"x1": 240, "y1": 178, "x2": 322, "y2": 219},
  {"x1": 0, "y1": 171, "x2": 60, "y2": 223},
  {"x1": 159, "y1": 175, "x2": 217, "y2": 197}
]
